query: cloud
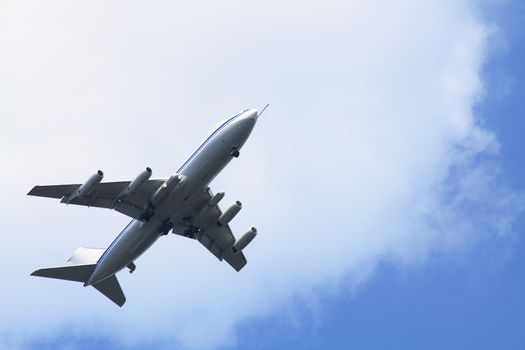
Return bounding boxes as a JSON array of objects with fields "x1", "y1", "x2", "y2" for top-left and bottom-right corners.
[{"x1": 0, "y1": 0, "x2": 520, "y2": 348}]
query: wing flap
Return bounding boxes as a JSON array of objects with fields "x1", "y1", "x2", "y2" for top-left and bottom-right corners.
[{"x1": 223, "y1": 252, "x2": 247, "y2": 272}]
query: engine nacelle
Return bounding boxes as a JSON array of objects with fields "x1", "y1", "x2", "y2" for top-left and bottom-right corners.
[
  {"x1": 75, "y1": 170, "x2": 104, "y2": 199},
  {"x1": 233, "y1": 227, "x2": 257, "y2": 253},
  {"x1": 208, "y1": 192, "x2": 225, "y2": 207},
  {"x1": 149, "y1": 174, "x2": 183, "y2": 207},
  {"x1": 123, "y1": 167, "x2": 152, "y2": 196},
  {"x1": 195, "y1": 192, "x2": 226, "y2": 224},
  {"x1": 218, "y1": 201, "x2": 242, "y2": 226}
]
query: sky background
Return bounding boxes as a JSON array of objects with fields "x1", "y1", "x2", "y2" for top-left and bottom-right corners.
[{"x1": 1, "y1": 0, "x2": 524, "y2": 349}]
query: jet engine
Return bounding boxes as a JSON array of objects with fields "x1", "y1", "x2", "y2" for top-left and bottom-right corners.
[
  {"x1": 71, "y1": 170, "x2": 104, "y2": 200},
  {"x1": 195, "y1": 192, "x2": 226, "y2": 226},
  {"x1": 233, "y1": 227, "x2": 257, "y2": 253},
  {"x1": 123, "y1": 167, "x2": 152, "y2": 196},
  {"x1": 149, "y1": 174, "x2": 183, "y2": 207},
  {"x1": 208, "y1": 192, "x2": 225, "y2": 207},
  {"x1": 218, "y1": 201, "x2": 242, "y2": 226}
]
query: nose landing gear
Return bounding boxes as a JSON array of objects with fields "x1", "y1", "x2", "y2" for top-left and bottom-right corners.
[
  {"x1": 127, "y1": 262, "x2": 136, "y2": 274},
  {"x1": 230, "y1": 145, "x2": 240, "y2": 158}
]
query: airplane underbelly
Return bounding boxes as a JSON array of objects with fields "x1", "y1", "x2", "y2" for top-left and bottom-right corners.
[
  {"x1": 96, "y1": 223, "x2": 155, "y2": 278},
  {"x1": 183, "y1": 140, "x2": 231, "y2": 188},
  {"x1": 129, "y1": 231, "x2": 161, "y2": 260},
  {"x1": 98, "y1": 129, "x2": 239, "y2": 280}
]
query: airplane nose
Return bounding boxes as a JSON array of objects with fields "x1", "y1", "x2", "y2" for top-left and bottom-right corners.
[
  {"x1": 247, "y1": 108, "x2": 259, "y2": 121},
  {"x1": 244, "y1": 108, "x2": 258, "y2": 121}
]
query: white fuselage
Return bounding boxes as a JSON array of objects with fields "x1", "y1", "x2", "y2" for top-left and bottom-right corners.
[{"x1": 85, "y1": 109, "x2": 258, "y2": 286}]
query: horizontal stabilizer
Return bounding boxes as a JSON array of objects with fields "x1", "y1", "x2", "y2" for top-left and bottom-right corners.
[
  {"x1": 31, "y1": 264, "x2": 96, "y2": 283},
  {"x1": 93, "y1": 275, "x2": 126, "y2": 307}
]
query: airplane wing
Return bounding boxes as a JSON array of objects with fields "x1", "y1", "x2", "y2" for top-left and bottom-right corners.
[
  {"x1": 28, "y1": 179, "x2": 165, "y2": 221},
  {"x1": 173, "y1": 188, "x2": 249, "y2": 272},
  {"x1": 197, "y1": 223, "x2": 247, "y2": 272}
]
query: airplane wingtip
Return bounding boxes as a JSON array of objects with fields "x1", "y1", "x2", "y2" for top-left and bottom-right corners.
[
  {"x1": 30, "y1": 269, "x2": 41, "y2": 277},
  {"x1": 27, "y1": 186, "x2": 37, "y2": 196}
]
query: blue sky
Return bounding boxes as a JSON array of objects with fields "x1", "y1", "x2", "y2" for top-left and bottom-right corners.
[
  {"x1": 1, "y1": 0, "x2": 525, "y2": 349},
  {"x1": 237, "y1": 3, "x2": 525, "y2": 349}
]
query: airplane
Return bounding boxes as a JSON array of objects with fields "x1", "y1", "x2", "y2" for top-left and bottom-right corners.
[{"x1": 28, "y1": 107, "x2": 265, "y2": 307}]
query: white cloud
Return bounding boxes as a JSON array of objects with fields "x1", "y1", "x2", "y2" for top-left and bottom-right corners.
[{"x1": 0, "y1": 0, "x2": 520, "y2": 349}]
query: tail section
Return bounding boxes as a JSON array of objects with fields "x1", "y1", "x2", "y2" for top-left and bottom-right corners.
[
  {"x1": 68, "y1": 247, "x2": 105, "y2": 265},
  {"x1": 31, "y1": 247, "x2": 127, "y2": 307},
  {"x1": 93, "y1": 275, "x2": 126, "y2": 307}
]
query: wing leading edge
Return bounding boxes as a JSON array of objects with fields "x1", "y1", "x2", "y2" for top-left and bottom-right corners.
[{"x1": 28, "y1": 179, "x2": 165, "y2": 221}]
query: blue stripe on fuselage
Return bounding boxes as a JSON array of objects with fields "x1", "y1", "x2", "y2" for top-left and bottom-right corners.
[
  {"x1": 94, "y1": 112, "x2": 243, "y2": 271},
  {"x1": 176, "y1": 112, "x2": 242, "y2": 173},
  {"x1": 94, "y1": 219, "x2": 134, "y2": 269}
]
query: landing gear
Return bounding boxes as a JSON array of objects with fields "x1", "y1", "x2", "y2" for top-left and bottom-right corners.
[
  {"x1": 127, "y1": 262, "x2": 136, "y2": 274},
  {"x1": 184, "y1": 226, "x2": 202, "y2": 239},
  {"x1": 159, "y1": 218, "x2": 173, "y2": 235},
  {"x1": 140, "y1": 201, "x2": 155, "y2": 222},
  {"x1": 230, "y1": 145, "x2": 240, "y2": 158},
  {"x1": 178, "y1": 216, "x2": 202, "y2": 239}
]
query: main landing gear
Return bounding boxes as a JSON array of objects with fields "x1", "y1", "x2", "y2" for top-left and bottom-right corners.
[
  {"x1": 179, "y1": 216, "x2": 202, "y2": 239},
  {"x1": 230, "y1": 145, "x2": 240, "y2": 158},
  {"x1": 184, "y1": 226, "x2": 202, "y2": 239},
  {"x1": 158, "y1": 218, "x2": 173, "y2": 235},
  {"x1": 140, "y1": 201, "x2": 155, "y2": 222}
]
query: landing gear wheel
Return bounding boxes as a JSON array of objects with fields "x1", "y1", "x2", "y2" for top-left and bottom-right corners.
[
  {"x1": 191, "y1": 227, "x2": 202, "y2": 239},
  {"x1": 159, "y1": 219, "x2": 173, "y2": 235},
  {"x1": 140, "y1": 209, "x2": 155, "y2": 222},
  {"x1": 140, "y1": 202, "x2": 156, "y2": 222},
  {"x1": 127, "y1": 262, "x2": 136, "y2": 274},
  {"x1": 230, "y1": 145, "x2": 240, "y2": 158}
]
